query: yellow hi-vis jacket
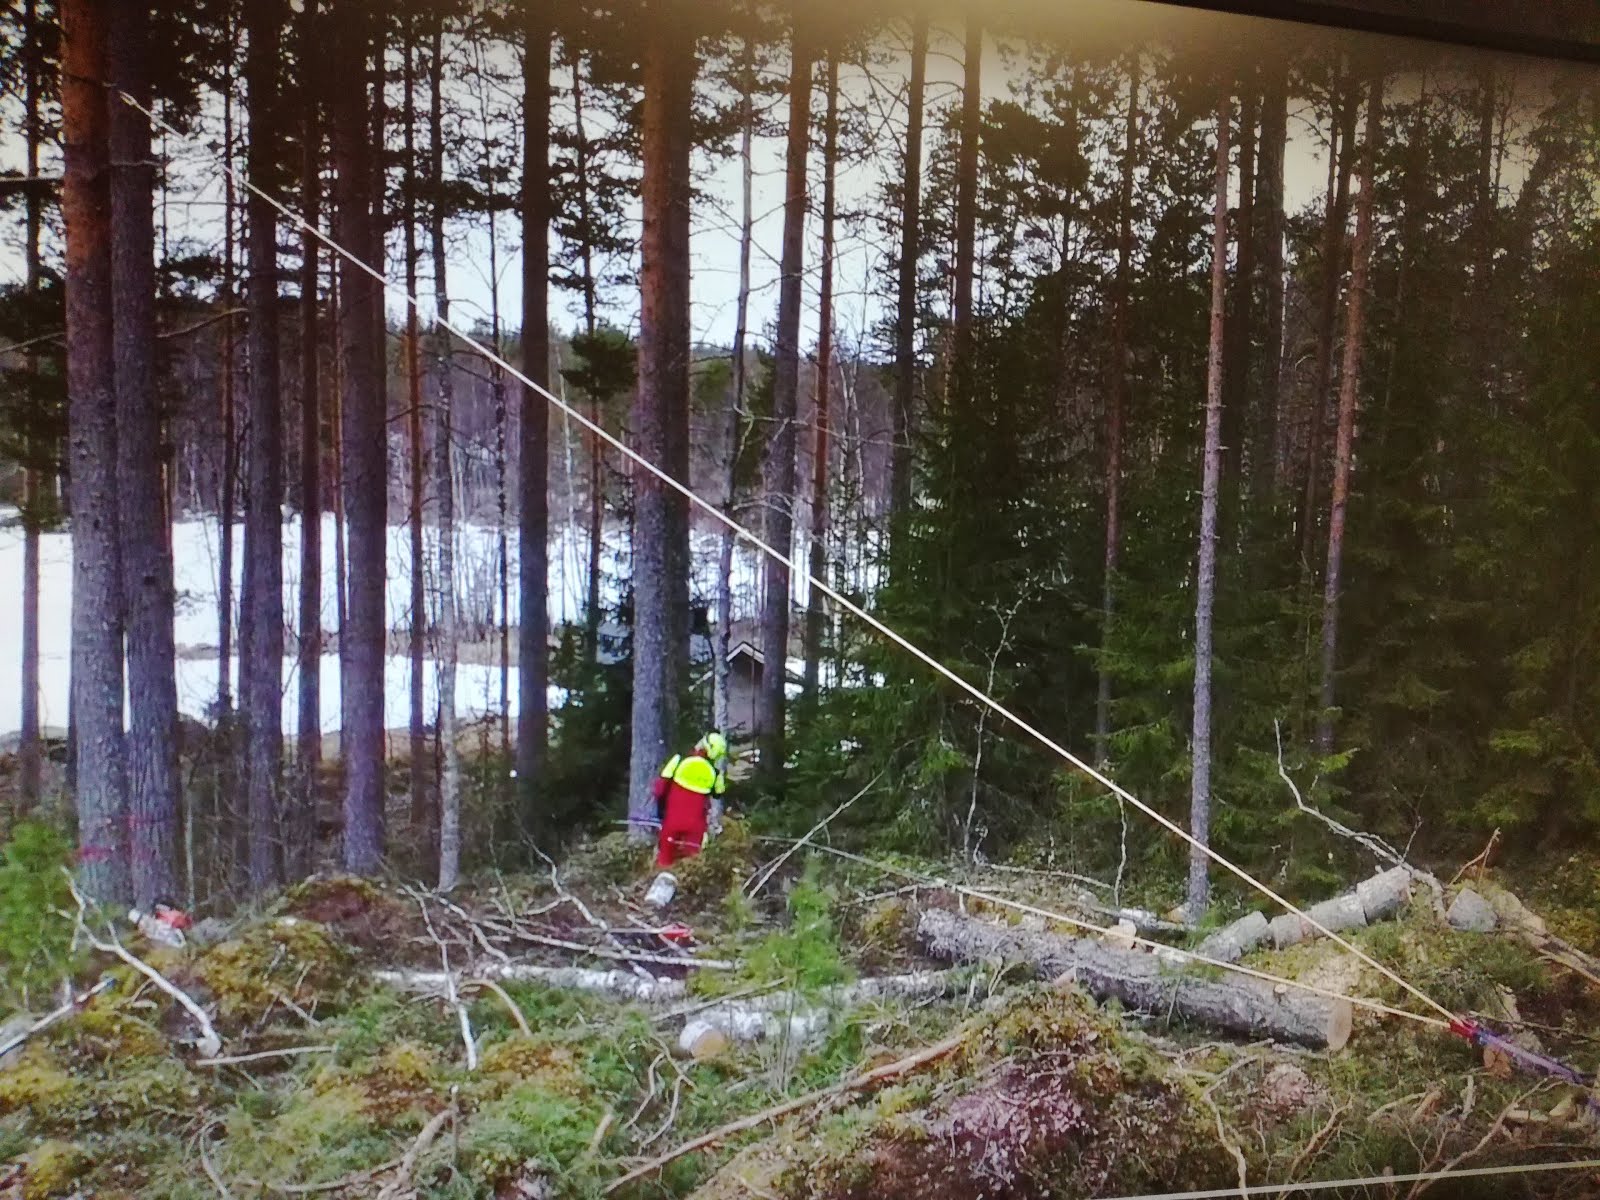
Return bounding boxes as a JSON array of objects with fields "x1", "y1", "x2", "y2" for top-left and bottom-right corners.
[{"x1": 658, "y1": 752, "x2": 727, "y2": 797}]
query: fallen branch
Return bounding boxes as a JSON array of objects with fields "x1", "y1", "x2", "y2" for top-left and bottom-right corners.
[
  {"x1": 1277, "y1": 1104, "x2": 1347, "y2": 1199},
  {"x1": 375, "y1": 1108, "x2": 452, "y2": 1200},
  {"x1": 66, "y1": 872, "x2": 223, "y2": 1058},
  {"x1": 416, "y1": 896, "x2": 477, "y2": 1071},
  {"x1": 198, "y1": 1119, "x2": 235, "y2": 1200},
  {"x1": 508, "y1": 926, "x2": 734, "y2": 971},
  {"x1": 376, "y1": 964, "x2": 688, "y2": 1004},
  {"x1": 1404, "y1": 1081, "x2": 1552, "y2": 1199},
  {"x1": 0, "y1": 975, "x2": 116, "y2": 1061},
  {"x1": 193, "y1": 1045, "x2": 333, "y2": 1069},
  {"x1": 1276, "y1": 721, "x2": 1407, "y2": 869},
  {"x1": 745, "y1": 769, "x2": 885, "y2": 897},
  {"x1": 602, "y1": 1029, "x2": 967, "y2": 1193},
  {"x1": 464, "y1": 978, "x2": 534, "y2": 1039}
]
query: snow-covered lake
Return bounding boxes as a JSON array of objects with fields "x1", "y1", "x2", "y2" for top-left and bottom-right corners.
[{"x1": 0, "y1": 509, "x2": 804, "y2": 738}]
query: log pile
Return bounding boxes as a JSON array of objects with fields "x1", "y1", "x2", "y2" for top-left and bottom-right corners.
[
  {"x1": 918, "y1": 909, "x2": 1353, "y2": 1050},
  {"x1": 1194, "y1": 866, "x2": 1413, "y2": 963}
]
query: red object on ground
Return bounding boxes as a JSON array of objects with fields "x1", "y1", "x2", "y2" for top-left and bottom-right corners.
[
  {"x1": 658, "y1": 923, "x2": 693, "y2": 944},
  {"x1": 657, "y1": 783, "x2": 709, "y2": 867},
  {"x1": 153, "y1": 905, "x2": 193, "y2": 931}
]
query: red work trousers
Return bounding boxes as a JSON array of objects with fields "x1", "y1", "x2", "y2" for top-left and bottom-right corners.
[{"x1": 657, "y1": 783, "x2": 709, "y2": 867}]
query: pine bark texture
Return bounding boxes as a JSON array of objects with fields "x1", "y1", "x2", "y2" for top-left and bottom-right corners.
[
  {"x1": 333, "y1": 2, "x2": 386, "y2": 873},
  {"x1": 1188, "y1": 94, "x2": 1232, "y2": 917},
  {"x1": 430, "y1": 14, "x2": 461, "y2": 892},
  {"x1": 62, "y1": 0, "x2": 130, "y2": 903},
  {"x1": 1316, "y1": 78, "x2": 1383, "y2": 753},
  {"x1": 629, "y1": 2, "x2": 695, "y2": 828},
  {"x1": 756, "y1": 16, "x2": 812, "y2": 785},
  {"x1": 243, "y1": 0, "x2": 286, "y2": 893},
  {"x1": 889, "y1": 10, "x2": 927, "y2": 522},
  {"x1": 918, "y1": 909, "x2": 1353, "y2": 1050},
  {"x1": 518, "y1": 3, "x2": 552, "y2": 833},
  {"x1": 952, "y1": 16, "x2": 981, "y2": 382},
  {"x1": 294, "y1": 0, "x2": 323, "y2": 881},
  {"x1": 112, "y1": 1, "x2": 181, "y2": 907},
  {"x1": 1258, "y1": 64, "x2": 1288, "y2": 490},
  {"x1": 18, "y1": 0, "x2": 44, "y2": 811},
  {"x1": 404, "y1": 24, "x2": 429, "y2": 856}
]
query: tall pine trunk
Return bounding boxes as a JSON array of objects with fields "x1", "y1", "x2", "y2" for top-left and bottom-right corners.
[
  {"x1": 333, "y1": 2, "x2": 385, "y2": 874},
  {"x1": 571, "y1": 51, "x2": 605, "y2": 661},
  {"x1": 518, "y1": 2, "x2": 552, "y2": 834},
  {"x1": 1316, "y1": 78, "x2": 1383, "y2": 754},
  {"x1": 294, "y1": 0, "x2": 323, "y2": 881},
  {"x1": 802, "y1": 47, "x2": 840, "y2": 707},
  {"x1": 952, "y1": 16, "x2": 981, "y2": 386},
  {"x1": 756, "y1": 11, "x2": 813, "y2": 788},
  {"x1": 715, "y1": 35, "x2": 757, "y2": 738},
  {"x1": 889, "y1": 9, "x2": 927, "y2": 523},
  {"x1": 242, "y1": 0, "x2": 286, "y2": 893},
  {"x1": 1096, "y1": 57, "x2": 1139, "y2": 762},
  {"x1": 1188, "y1": 91, "x2": 1232, "y2": 918},
  {"x1": 18, "y1": 0, "x2": 45, "y2": 811},
  {"x1": 62, "y1": 0, "x2": 130, "y2": 903},
  {"x1": 430, "y1": 13, "x2": 461, "y2": 891},
  {"x1": 1299, "y1": 75, "x2": 1357, "y2": 572},
  {"x1": 1222, "y1": 84, "x2": 1257, "y2": 494},
  {"x1": 219, "y1": 43, "x2": 238, "y2": 718},
  {"x1": 630, "y1": 0, "x2": 695, "y2": 829},
  {"x1": 110, "y1": 1, "x2": 181, "y2": 906},
  {"x1": 1258, "y1": 63, "x2": 1288, "y2": 493},
  {"x1": 403, "y1": 19, "x2": 431, "y2": 856}
]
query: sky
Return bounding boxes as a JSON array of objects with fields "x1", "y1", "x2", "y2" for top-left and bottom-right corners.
[{"x1": 0, "y1": 0, "x2": 1560, "y2": 362}]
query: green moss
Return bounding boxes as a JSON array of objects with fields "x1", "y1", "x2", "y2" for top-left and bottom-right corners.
[
  {"x1": 198, "y1": 917, "x2": 353, "y2": 1023},
  {"x1": 20, "y1": 1138, "x2": 86, "y2": 1200}
]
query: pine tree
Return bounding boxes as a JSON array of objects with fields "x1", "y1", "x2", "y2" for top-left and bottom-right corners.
[
  {"x1": 61, "y1": 0, "x2": 130, "y2": 903},
  {"x1": 1188, "y1": 89, "x2": 1232, "y2": 917},
  {"x1": 889, "y1": 8, "x2": 927, "y2": 523}
]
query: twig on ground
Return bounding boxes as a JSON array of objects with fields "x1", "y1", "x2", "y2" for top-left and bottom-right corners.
[
  {"x1": 65, "y1": 871, "x2": 223, "y2": 1058},
  {"x1": 239, "y1": 1157, "x2": 406, "y2": 1195},
  {"x1": 1405, "y1": 1082, "x2": 1552, "y2": 1200},
  {"x1": 416, "y1": 896, "x2": 477, "y2": 1071},
  {"x1": 507, "y1": 926, "x2": 735, "y2": 971},
  {"x1": 745, "y1": 769, "x2": 886, "y2": 897},
  {"x1": 464, "y1": 978, "x2": 533, "y2": 1039},
  {"x1": 1277, "y1": 1104, "x2": 1347, "y2": 1199},
  {"x1": 427, "y1": 890, "x2": 513, "y2": 964},
  {"x1": 193, "y1": 1045, "x2": 333, "y2": 1069},
  {"x1": 198, "y1": 1119, "x2": 234, "y2": 1199},
  {"x1": 602, "y1": 1029, "x2": 967, "y2": 1194},
  {"x1": 625, "y1": 1054, "x2": 666, "y2": 1134},
  {"x1": 375, "y1": 1108, "x2": 452, "y2": 1200}
]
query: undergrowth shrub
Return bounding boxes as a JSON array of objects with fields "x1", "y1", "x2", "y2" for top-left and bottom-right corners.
[{"x1": 0, "y1": 821, "x2": 78, "y2": 1012}]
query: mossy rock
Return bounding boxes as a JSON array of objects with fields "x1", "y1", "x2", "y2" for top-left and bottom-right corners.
[
  {"x1": 279, "y1": 875, "x2": 414, "y2": 957},
  {"x1": 197, "y1": 917, "x2": 353, "y2": 1023}
]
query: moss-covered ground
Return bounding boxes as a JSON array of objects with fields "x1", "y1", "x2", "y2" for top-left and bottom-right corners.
[{"x1": 2, "y1": 837, "x2": 1598, "y2": 1199}]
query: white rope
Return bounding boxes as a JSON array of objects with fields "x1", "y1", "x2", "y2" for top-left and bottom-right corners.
[
  {"x1": 114, "y1": 90, "x2": 1455, "y2": 1028},
  {"x1": 1094, "y1": 1157, "x2": 1600, "y2": 1200},
  {"x1": 790, "y1": 842, "x2": 1446, "y2": 1029}
]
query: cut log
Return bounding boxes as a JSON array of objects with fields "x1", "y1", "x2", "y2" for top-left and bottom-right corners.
[
  {"x1": 918, "y1": 909, "x2": 1352, "y2": 1051},
  {"x1": 1305, "y1": 891, "x2": 1367, "y2": 935},
  {"x1": 1356, "y1": 866, "x2": 1413, "y2": 922},
  {"x1": 1269, "y1": 913, "x2": 1309, "y2": 950},
  {"x1": 1196, "y1": 911, "x2": 1271, "y2": 964}
]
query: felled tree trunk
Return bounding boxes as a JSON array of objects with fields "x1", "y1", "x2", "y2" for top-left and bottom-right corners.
[{"x1": 919, "y1": 909, "x2": 1352, "y2": 1051}]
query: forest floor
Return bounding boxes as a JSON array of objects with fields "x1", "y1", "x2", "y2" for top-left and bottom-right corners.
[{"x1": 3, "y1": 820, "x2": 1599, "y2": 1199}]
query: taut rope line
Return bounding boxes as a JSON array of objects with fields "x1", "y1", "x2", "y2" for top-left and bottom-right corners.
[{"x1": 114, "y1": 90, "x2": 1455, "y2": 1028}]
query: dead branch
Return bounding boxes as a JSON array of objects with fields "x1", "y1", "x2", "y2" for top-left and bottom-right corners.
[
  {"x1": 1404, "y1": 1081, "x2": 1553, "y2": 1200},
  {"x1": 193, "y1": 1045, "x2": 333, "y2": 1069},
  {"x1": 464, "y1": 978, "x2": 533, "y2": 1039},
  {"x1": 1276, "y1": 721, "x2": 1406, "y2": 868},
  {"x1": 508, "y1": 926, "x2": 734, "y2": 971},
  {"x1": 1450, "y1": 829, "x2": 1501, "y2": 886},
  {"x1": 602, "y1": 1029, "x2": 967, "y2": 1193},
  {"x1": 1277, "y1": 1104, "x2": 1348, "y2": 1199},
  {"x1": 375, "y1": 1108, "x2": 452, "y2": 1200},
  {"x1": 198, "y1": 1119, "x2": 235, "y2": 1200},
  {"x1": 745, "y1": 769, "x2": 886, "y2": 897},
  {"x1": 65, "y1": 872, "x2": 223, "y2": 1058},
  {"x1": 416, "y1": 896, "x2": 477, "y2": 1071}
]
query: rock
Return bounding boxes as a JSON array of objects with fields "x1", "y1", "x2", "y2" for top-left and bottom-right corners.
[
  {"x1": 1447, "y1": 889, "x2": 1498, "y2": 933},
  {"x1": 1260, "y1": 1062, "x2": 1325, "y2": 1117},
  {"x1": 1483, "y1": 886, "x2": 1548, "y2": 938}
]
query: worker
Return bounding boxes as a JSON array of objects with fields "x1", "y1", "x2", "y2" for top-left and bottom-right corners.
[{"x1": 653, "y1": 732, "x2": 729, "y2": 867}]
